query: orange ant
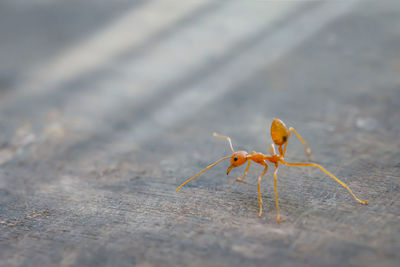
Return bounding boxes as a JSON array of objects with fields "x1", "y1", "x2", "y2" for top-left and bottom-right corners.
[{"x1": 176, "y1": 118, "x2": 368, "y2": 223}]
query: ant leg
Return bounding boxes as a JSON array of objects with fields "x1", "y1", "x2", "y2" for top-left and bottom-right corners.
[
  {"x1": 236, "y1": 160, "x2": 251, "y2": 182},
  {"x1": 257, "y1": 165, "x2": 269, "y2": 217},
  {"x1": 283, "y1": 128, "x2": 311, "y2": 158},
  {"x1": 273, "y1": 166, "x2": 281, "y2": 223},
  {"x1": 280, "y1": 161, "x2": 368, "y2": 204},
  {"x1": 237, "y1": 151, "x2": 255, "y2": 182},
  {"x1": 269, "y1": 144, "x2": 276, "y2": 155}
]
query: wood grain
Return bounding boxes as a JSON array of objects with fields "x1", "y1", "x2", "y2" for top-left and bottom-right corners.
[{"x1": 0, "y1": 0, "x2": 399, "y2": 266}]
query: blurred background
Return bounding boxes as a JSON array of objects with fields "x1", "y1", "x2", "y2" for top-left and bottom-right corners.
[{"x1": 0, "y1": 0, "x2": 399, "y2": 266}]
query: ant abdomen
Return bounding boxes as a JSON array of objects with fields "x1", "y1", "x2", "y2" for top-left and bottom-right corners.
[{"x1": 271, "y1": 118, "x2": 289, "y2": 146}]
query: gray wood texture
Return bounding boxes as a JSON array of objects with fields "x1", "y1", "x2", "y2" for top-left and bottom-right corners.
[{"x1": 0, "y1": 0, "x2": 399, "y2": 266}]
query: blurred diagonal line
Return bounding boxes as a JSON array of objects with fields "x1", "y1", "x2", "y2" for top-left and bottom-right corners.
[
  {"x1": 1, "y1": 1, "x2": 300, "y2": 166},
  {"x1": 11, "y1": 0, "x2": 214, "y2": 97},
  {"x1": 50, "y1": 1, "x2": 302, "y2": 162},
  {"x1": 104, "y1": 0, "x2": 362, "y2": 155},
  {"x1": 64, "y1": 1, "x2": 300, "y2": 124}
]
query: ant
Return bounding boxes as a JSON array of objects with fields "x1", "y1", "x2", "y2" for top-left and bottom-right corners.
[{"x1": 176, "y1": 118, "x2": 368, "y2": 223}]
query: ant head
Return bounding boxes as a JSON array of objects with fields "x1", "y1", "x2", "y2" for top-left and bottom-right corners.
[
  {"x1": 212, "y1": 133, "x2": 248, "y2": 175},
  {"x1": 227, "y1": 151, "x2": 248, "y2": 175}
]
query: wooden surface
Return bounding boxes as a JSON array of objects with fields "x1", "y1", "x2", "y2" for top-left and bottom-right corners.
[{"x1": 0, "y1": 1, "x2": 399, "y2": 266}]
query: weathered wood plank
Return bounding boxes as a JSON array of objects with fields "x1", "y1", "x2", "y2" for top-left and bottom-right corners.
[{"x1": 0, "y1": 0, "x2": 399, "y2": 266}]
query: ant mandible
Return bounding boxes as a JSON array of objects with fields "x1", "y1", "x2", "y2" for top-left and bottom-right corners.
[{"x1": 176, "y1": 118, "x2": 368, "y2": 223}]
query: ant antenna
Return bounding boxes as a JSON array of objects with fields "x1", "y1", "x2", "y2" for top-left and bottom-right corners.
[
  {"x1": 213, "y1": 133, "x2": 234, "y2": 153},
  {"x1": 176, "y1": 156, "x2": 231, "y2": 192}
]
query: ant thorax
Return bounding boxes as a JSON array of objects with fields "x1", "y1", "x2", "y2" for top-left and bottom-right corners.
[{"x1": 249, "y1": 152, "x2": 267, "y2": 165}]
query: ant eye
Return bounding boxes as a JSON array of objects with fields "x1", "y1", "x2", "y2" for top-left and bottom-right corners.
[{"x1": 234, "y1": 157, "x2": 238, "y2": 161}]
